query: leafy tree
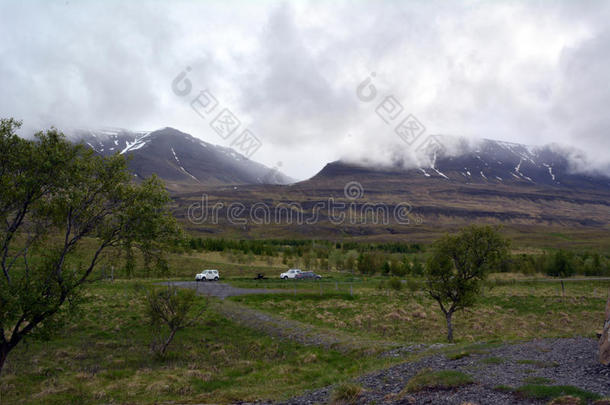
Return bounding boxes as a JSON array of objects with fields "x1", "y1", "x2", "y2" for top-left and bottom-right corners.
[
  {"x1": 328, "y1": 249, "x2": 344, "y2": 270},
  {"x1": 584, "y1": 253, "x2": 606, "y2": 276},
  {"x1": 382, "y1": 261, "x2": 391, "y2": 275},
  {"x1": 410, "y1": 257, "x2": 424, "y2": 276},
  {"x1": 545, "y1": 250, "x2": 575, "y2": 277},
  {"x1": 357, "y1": 252, "x2": 383, "y2": 275},
  {"x1": 0, "y1": 119, "x2": 180, "y2": 374},
  {"x1": 147, "y1": 285, "x2": 204, "y2": 356},
  {"x1": 344, "y1": 252, "x2": 356, "y2": 273},
  {"x1": 425, "y1": 225, "x2": 510, "y2": 342},
  {"x1": 391, "y1": 259, "x2": 407, "y2": 277}
]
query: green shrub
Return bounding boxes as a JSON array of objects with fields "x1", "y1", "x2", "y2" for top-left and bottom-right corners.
[
  {"x1": 406, "y1": 278, "x2": 420, "y2": 292},
  {"x1": 388, "y1": 277, "x2": 403, "y2": 291}
]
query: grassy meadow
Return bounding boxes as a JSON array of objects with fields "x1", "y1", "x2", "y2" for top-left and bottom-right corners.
[
  {"x1": 0, "y1": 280, "x2": 397, "y2": 405},
  {"x1": 229, "y1": 276, "x2": 610, "y2": 343},
  {"x1": 2, "y1": 237, "x2": 610, "y2": 404}
]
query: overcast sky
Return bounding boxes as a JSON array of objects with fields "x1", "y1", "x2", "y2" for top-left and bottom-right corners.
[{"x1": 1, "y1": 0, "x2": 609, "y2": 179}]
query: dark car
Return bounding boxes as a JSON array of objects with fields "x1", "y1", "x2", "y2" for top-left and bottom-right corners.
[{"x1": 295, "y1": 271, "x2": 322, "y2": 280}]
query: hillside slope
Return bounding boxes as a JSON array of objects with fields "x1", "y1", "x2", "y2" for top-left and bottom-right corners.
[{"x1": 172, "y1": 137, "x2": 610, "y2": 244}]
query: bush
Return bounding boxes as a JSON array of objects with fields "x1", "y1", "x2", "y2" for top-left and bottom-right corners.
[
  {"x1": 406, "y1": 278, "x2": 420, "y2": 293},
  {"x1": 357, "y1": 252, "x2": 383, "y2": 275},
  {"x1": 388, "y1": 277, "x2": 403, "y2": 291},
  {"x1": 146, "y1": 286, "x2": 205, "y2": 356}
]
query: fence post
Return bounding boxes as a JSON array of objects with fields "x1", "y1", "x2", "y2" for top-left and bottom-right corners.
[{"x1": 561, "y1": 280, "x2": 565, "y2": 298}]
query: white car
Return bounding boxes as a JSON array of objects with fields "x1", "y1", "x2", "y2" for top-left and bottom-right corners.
[
  {"x1": 280, "y1": 269, "x2": 302, "y2": 279},
  {"x1": 195, "y1": 269, "x2": 220, "y2": 281}
]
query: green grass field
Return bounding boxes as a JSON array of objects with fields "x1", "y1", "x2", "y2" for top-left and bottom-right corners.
[
  {"x1": 228, "y1": 276, "x2": 610, "y2": 343},
  {"x1": 0, "y1": 280, "x2": 400, "y2": 405},
  {"x1": 2, "y1": 245, "x2": 610, "y2": 404}
]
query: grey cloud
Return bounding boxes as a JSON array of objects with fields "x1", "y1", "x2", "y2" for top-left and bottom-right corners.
[{"x1": 1, "y1": 0, "x2": 610, "y2": 179}]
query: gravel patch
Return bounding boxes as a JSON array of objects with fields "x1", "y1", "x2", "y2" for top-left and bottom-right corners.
[{"x1": 279, "y1": 337, "x2": 610, "y2": 405}]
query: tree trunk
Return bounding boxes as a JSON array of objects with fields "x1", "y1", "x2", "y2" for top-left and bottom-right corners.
[
  {"x1": 0, "y1": 342, "x2": 10, "y2": 376},
  {"x1": 445, "y1": 311, "x2": 454, "y2": 343},
  {"x1": 160, "y1": 329, "x2": 177, "y2": 355}
]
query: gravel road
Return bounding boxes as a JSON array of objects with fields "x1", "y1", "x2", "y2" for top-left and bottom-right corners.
[
  {"x1": 171, "y1": 280, "x2": 398, "y2": 352},
  {"x1": 168, "y1": 281, "x2": 284, "y2": 299}
]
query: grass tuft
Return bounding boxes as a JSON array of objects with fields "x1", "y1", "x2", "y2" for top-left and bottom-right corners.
[
  {"x1": 404, "y1": 368, "x2": 473, "y2": 392},
  {"x1": 447, "y1": 351, "x2": 470, "y2": 360},
  {"x1": 514, "y1": 385, "x2": 601, "y2": 403},
  {"x1": 522, "y1": 376, "x2": 553, "y2": 385},
  {"x1": 548, "y1": 396, "x2": 585, "y2": 405},
  {"x1": 481, "y1": 356, "x2": 504, "y2": 365},
  {"x1": 330, "y1": 382, "x2": 364, "y2": 405},
  {"x1": 517, "y1": 359, "x2": 559, "y2": 368}
]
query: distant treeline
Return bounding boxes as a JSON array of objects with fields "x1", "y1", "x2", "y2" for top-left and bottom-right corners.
[
  {"x1": 174, "y1": 237, "x2": 609, "y2": 277},
  {"x1": 179, "y1": 237, "x2": 423, "y2": 256},
  {"x1": 505, "y1": 250, "x2": 610, "y2": 277}
]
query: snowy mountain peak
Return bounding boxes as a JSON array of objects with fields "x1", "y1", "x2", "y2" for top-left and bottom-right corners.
[
  {"x1": 69, "y1": 127, "x2": 294, "y2": 190},
  {"x1": 317, "y1": 136, "x2": 610, "y2": 190}
]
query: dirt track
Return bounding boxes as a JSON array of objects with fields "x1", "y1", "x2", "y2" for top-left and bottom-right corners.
[
  {"x1": 168, "y1": 281, "x2": 284, "y2": 299},
  {"x1": 171, "y1": 280, "x2": 401, "y2": 352}
]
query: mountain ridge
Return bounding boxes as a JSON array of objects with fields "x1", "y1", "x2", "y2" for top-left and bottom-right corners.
[
  {"x1": 69, "y1": 127, "x2": 294, "y2": 191},
  {"x1": 314, "y1": 136, "x2": 610, "y2": 190}
]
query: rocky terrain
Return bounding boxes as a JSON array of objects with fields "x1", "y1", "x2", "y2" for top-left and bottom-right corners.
[{"x1": 279, "y1": 338, "x2": 610, "y2": 405}]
